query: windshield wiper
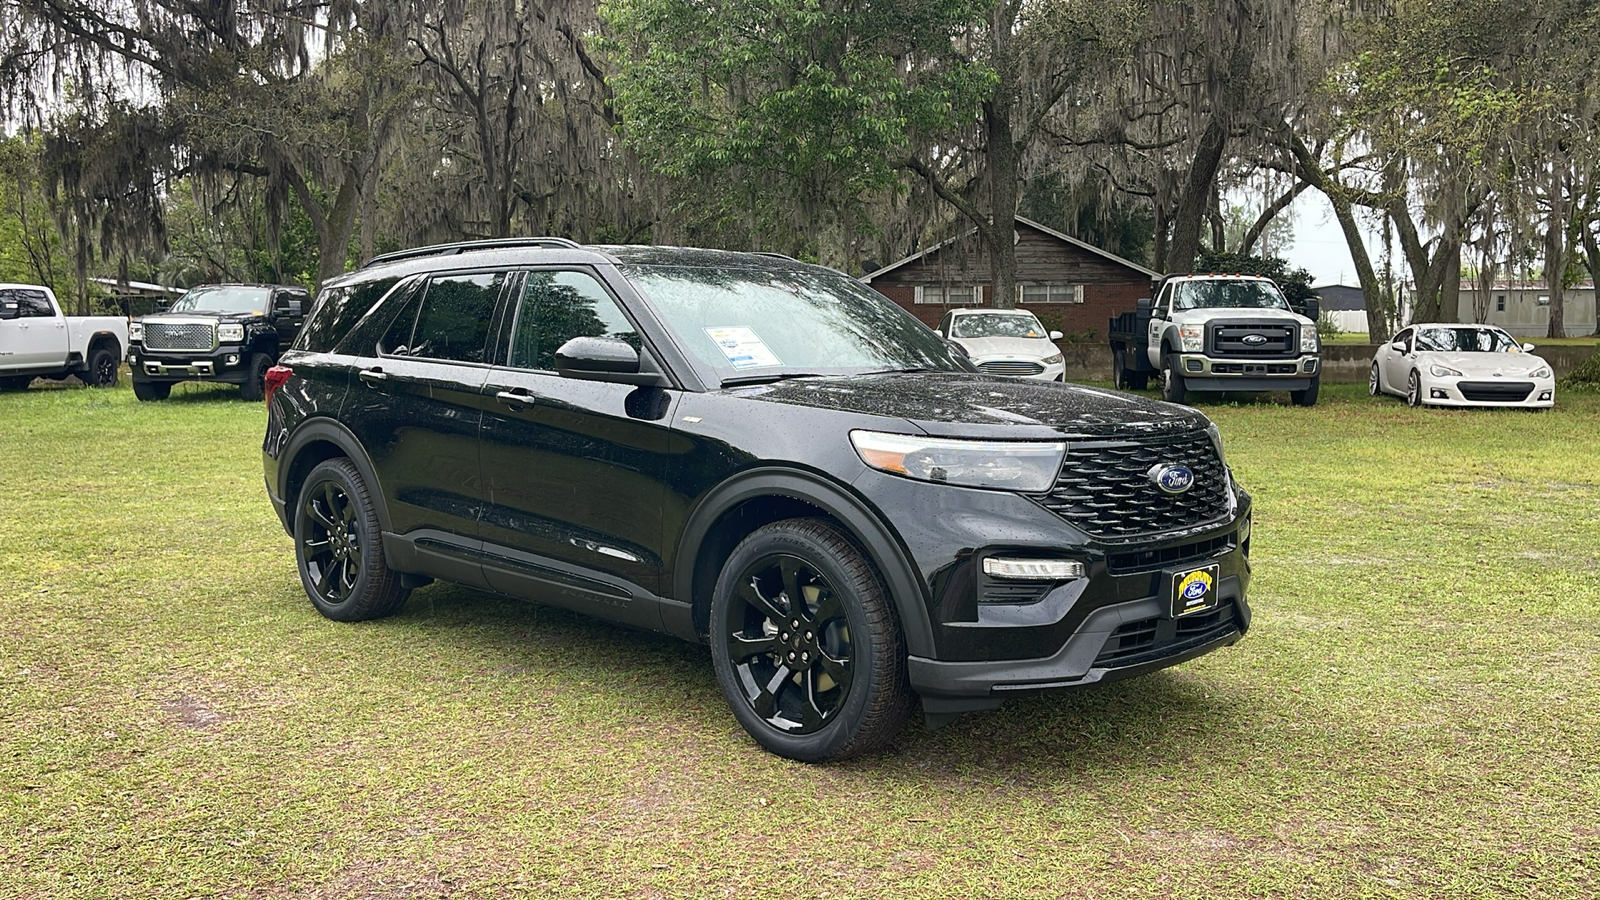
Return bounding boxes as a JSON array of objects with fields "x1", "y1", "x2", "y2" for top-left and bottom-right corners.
[
  {"x1": 858, "y1": 366, "x2": 936, "y2": 376},
  {"x1": 719, "y1": 372, "x2": 827, "y2": 388}
]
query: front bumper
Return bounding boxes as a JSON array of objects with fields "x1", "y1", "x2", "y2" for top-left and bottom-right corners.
[
  {"x1": 1419, "y1": 373, "x2": 1555, "y2": 408},
  {"x1": 1175, "y1": 353, "x2": 1319, "y2": 392},
  {"x1": 128, "y1": 345, "x2": 253, "y2": 383},
  {"x1": 973, "y1": 357, "x2": 1067, "y2": 381}
]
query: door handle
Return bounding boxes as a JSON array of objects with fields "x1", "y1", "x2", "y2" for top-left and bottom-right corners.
[
  {"x1": 358, "y1": 368, "x2": 388, "y2": 386},
  {"x1": 495, "y1": 389, "x2": 536, "y2": 409}
]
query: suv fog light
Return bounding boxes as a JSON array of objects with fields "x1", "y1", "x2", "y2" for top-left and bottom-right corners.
[
  {"x1": 982, "y1": 558, "x2": 1086, "y2": 580},
  {"x1": 226, "y1": 354, "x2": 240, "y2": 366}
]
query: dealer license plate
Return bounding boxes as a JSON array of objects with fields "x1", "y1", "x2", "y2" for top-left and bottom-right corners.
[{"x1": 1171, "y1": 563, "x2": 1220, "y2": 618}]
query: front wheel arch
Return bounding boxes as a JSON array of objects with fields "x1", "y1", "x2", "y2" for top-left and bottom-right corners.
[
  {"x1": 674, "y1": 468, "x2": 935, "y2": 659},
  {"x1": 279, "y1": 419, "x2": 393, "y2": 536}
]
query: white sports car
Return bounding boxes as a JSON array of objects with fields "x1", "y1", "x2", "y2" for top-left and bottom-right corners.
[{"x1": 1370, "y1": 323, "x2": 1555, "y2": 408}]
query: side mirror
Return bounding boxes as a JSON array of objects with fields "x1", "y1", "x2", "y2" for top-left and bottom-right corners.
[
  {"x1": 278, "y1": 299, "x2": 303, "y2": 319},
  {"x1": 1135, "y1": 297, "x2": 1153, "y2": 311},
  {"x1": 156, "y1": 299, "x2": 171, "y2": 311},
  {"x1": 0, "y1": 300, "x2": 18, "y2": 320},
  {"x1": 1522, "y1": 342, "x2": 1535, "y2": 352},
  {"x1": 1048, "y1": 330, "x2": 1064, "y2": 341},
  {"x1": 1389, "y1": 341, "x2": 1406, "y2": 353},
  {"x1": 1301, "y1": 298, "x2": 1320, "y2": 321},
  {"x1": 555, "y1": 336, "x2": 665, "y2": 386}
]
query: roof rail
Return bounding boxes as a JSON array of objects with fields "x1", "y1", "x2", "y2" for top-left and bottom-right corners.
[
  {"x1": 362, "y1": 237, "x2": 584, "y2": 269},
  {"x1": 748, "y1": 251, "x2": 798, "y2": 262}
]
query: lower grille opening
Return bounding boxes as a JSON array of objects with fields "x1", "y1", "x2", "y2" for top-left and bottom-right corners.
[
  {"x1": 1106, "y1": 532, "x2": 1236, "y2": 575},
  {"x1": 1094, "y1": 600, "x2": 1238, "y2": 668},
  {"x1": 1457, "y1": 381, "x2": 1534, "y2": 402}
]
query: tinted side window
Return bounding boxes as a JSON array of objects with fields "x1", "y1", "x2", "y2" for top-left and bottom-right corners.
[
  {"x1": 508, "y1": 271, "x2": 639, "y2": 371},
  {"x1": 19, "y1": 290, "x2": 53, "y2": 317},
  {"x1": 408, "y1": 272, "x2": 504, "y2": 363},
  {"x1": 298, "y1": 277, "x2": 400, "y2": 353}
]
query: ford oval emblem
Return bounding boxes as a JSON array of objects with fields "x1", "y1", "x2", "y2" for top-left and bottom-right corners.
[
  {"x1": 1241, "y1": 333, "x2": 1269, "y2": 345},
  {"x1": 1149, "y1": 463, "x2": 1195, "y2": 495},
  {"x1": 1182, "y1": 579, "x2": 1209, "y2": 601}
]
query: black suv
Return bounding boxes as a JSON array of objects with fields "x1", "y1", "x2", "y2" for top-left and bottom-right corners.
[
  {"x1": 129, "y1": 283, "x2": 309, "y2": 400},
  {"x1": 262, "y1": 238, "x2": 1253, "y2": 761}
]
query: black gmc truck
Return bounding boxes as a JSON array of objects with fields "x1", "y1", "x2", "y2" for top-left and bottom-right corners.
[{"x1": 128, "y1": 284, "x2": 309, "y2": 400}]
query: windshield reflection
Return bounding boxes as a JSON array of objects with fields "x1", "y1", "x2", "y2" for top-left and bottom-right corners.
[
  {"x1": 1173, "y1": 281, "x2": 1289, "y2": 311},
  {"x1": 952, "y1": 312, "x2": 1048, "y2": 339},
  {"x1": 1415, "y1": 327, "x2": 1523, "y2": 353},
  {"x1": 170, "y1": 286, "x2": 273, "y2": 314}
]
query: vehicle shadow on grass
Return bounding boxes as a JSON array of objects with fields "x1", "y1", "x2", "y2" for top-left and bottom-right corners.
[{"x1": 388, "y1": 583, "x2": 1251, "y2": 784}]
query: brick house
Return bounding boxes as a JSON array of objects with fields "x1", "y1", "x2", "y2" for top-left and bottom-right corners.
[{"x1": 862, "y1": 216, "x2": 1158, "y2": 340}]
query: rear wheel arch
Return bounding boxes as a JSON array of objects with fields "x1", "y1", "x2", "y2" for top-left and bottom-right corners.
[
  {"x1": 280, "y1": 419, "x2": 392, "y2": 535},
  {"x1": 675, "y1": 469, "x2": 935, "y2": 659},
  {"x1": 87, "y1": 331, "x2": 122, "y2": 360}
]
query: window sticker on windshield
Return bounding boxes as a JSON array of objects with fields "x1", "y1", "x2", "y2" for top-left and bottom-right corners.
[{"x1": 704, "y1": 326, "x2": 782, "y2": 370}]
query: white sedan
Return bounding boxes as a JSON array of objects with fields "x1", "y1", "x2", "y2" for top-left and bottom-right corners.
[
  {"x1": 934, "y1": 308, "x2": 1066, "y2": 381},
  {"x1": 1370, "y1": 323, "x2": 1555, "y2": 408}
]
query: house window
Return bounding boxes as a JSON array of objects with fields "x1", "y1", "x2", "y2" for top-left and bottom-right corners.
[
  {"x1": 1495, "y1": 294, "x2": 1506, "y2": 312},
  {"x1": 1020, "y1": 283, "x2": 1083, "y2": 304},
  {"x1": 915, "y1": 285, "x2": 978, "y2": 305}
]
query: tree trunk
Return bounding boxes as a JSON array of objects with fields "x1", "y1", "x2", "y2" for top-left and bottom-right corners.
[
  {"x1": 1545, "y1": 170, "x2": 1567, "y2": 339},
  {"x1": 1281, "y1": 129, "x2": 1390, "y2": 340},
  {"x1": 1581, "y1": 223, "x2": 1600, "y2": 336},
  {"x1": 1167, "y1": 115, "x2": 1228, "y2": 273}
]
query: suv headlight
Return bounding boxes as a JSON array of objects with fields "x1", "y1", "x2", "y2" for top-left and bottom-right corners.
[
  {"x1": 1178, "y1": 324, "x2": 1205, "y2": 352},
  {"x1": 1429, "y1": 363, "x2": 1462, "y2": 377},
  {"x1": 1300, "y1": 327, "x2": 1319, "y2": 353},
  {"x1": 128, "y1": 321, "x2": 143, "y2": 341},
  {"x1": 1529, "y1": 366, "x2": 1551, "y2": 379},
  {"x1": 217, "y1": 323, "x2": 245, "y2": 342},
  {"x1": 850, "y1": 431, "x2": 1065, "y2": 493}
]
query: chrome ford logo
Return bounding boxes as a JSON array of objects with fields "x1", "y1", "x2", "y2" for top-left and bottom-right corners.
[
  {"x1": 1241, "y1": 333, "x2": 1269, "y2": 345},
  {"x1": 1182, "y1": 579, "x2": 1209, "y2": 600},
  {"x1": 1148, "y1": 463, "x2": 1195, "y2": 495}
]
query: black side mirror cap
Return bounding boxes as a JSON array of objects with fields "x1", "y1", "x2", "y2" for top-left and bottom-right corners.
[
  {"x1": 555, "y1": 336, "x2": 669, "y2": 387},
  {"x1": 1301, "y1": 298, "x2": 1320, "y2": 321},
  {"x1": 1135, "y1": 297, "x2": 1153, "y2": 311}
]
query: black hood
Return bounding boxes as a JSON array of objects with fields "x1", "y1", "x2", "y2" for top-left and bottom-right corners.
[{"x1": 724, "y1": 372, "x2": 1208, "y2": 439}]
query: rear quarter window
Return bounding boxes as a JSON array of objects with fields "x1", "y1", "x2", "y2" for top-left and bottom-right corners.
[{"x1": 295, "y1": 277, "x2": 402, "y2": 353}]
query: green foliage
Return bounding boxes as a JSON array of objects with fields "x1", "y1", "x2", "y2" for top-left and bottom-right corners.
[
  {"x1": 1019, "y1": 171, "x2": 1156, "y2": 267},
  {"x1": 1558, "y1": 346, "x2": 1600, "y2": 392},
  {"x1": 1194, "y1": 250, "x2": 1317, "y2": 305}
]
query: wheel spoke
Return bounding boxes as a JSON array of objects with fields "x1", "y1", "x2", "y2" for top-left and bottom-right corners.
[
  {"x1": 795, "y1": 666, "x2": 825, "y2": 728},
  {"x1": 737, "y1": 577, "x2": 788, "y2": 624},
  {"x1": 302, "y1": 537, "x2": 332, "y2": 554},
  {"x1": 726, "y1": 631, "x2": 780, "y2": 664},
  {"x1": 777, "y1": 558, "x2": 805, "y2": 617},
  {"x1": 752, "y1": 667, "x2": 792, "y2": 719},
  {"x1": 813, "y1": 587, "x2": 846, "y2": 627},
  {"x1": 340, "y1": 554, "x2": 359, "y2": 593},
  {"x1": 308, "y1": 499, "x2": 337, "y2": 531},
  {"x1": 817, "y1": 650, "x2": 852, "y2": 696},
  {"x1": 314, "y1": 560, "x2": 335, "y2": 596}
]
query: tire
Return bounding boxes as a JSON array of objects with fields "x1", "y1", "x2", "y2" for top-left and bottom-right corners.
[
  {"x1": 1112, "y1": 347, "x2": 1128, "y2": 389},
  {"x1": 1369, "y1": 363, "x2": 1382, "y2": 397},
  {"x1": 293, "y1": 458, "x2": 408, "y2": 622},
  {"x1": 1161, "y1": 353, "x2": 1187, "y2": 404},
  {"x1": 0, "y1": 375, "x2": 31, "y2": 391},
  {"x1": 1406, "y1": 370, "x2": 1423, "y2": 408},
  {"x1": 1127, "y1": 370, "x2": 1149, "y2": 390},
  {"x1": 1291, "y1": 376, "x2": 1320, "y2": 407},
  {"x1": 709, "y1": 518, "x2": 913, "y2": 762},
  {"x1": 82, "y1": 345, "x2": 119, "y2": 388},
  {"x1": 239, "y1": 352, "x2": 270, "y2": 402},
  {"x1": 132, "y1": 380, "x2": 172, "y2": 402}
]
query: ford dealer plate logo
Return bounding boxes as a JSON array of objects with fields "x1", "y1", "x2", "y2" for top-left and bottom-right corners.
[
  {"x1": 1242, "y1": 333, "x2": 1269, "y2": 345},
  {"x1": 1149, "y1": 463, "x2": 1195, "y2": 495}
]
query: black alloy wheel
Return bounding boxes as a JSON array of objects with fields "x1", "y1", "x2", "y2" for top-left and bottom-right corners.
[
  {"x1": 83, "y1": 346, "x2": 118, "y2": 387},
  {"x1": 1406, "y1": 370, "x2": 1423, "y2": 408},
  {"x1": 294, "y1": 458, "x2": 407, "y2": 622},
  {"x1": 1369, "y1": 362, "x2": 1381, "y2": 397},
  {"x1": 710, "y1": 519, "x2": 911, "y2": 761}
]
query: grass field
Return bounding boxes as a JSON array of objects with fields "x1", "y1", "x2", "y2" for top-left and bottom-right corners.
[{"x1": 2, "y1": 378, "x2": 1597, "y2": 898}]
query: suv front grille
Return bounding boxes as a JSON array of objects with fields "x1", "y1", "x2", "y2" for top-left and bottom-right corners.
[
  {"x1": 1209, "y1": 322, "x2": 1297, "y2": 358},
  {"x1": 1034, "y1": 430, "x2": 1231, "y2": 539},
  {"x1": 978, "y1": 360, "x2": 1045, "y2": 376},
  {"x1": 144, "y1": 322, "x2": 215, "y2": 352}
]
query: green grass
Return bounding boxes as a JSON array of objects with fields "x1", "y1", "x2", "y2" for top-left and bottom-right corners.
[{"x1": 3, "y1": 378, "x2": 1598, "y2": 898}]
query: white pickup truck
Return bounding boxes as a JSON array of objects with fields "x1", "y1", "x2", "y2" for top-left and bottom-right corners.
[{"x1": 0, "y1": 283, "x2": 129, "y2": 390}]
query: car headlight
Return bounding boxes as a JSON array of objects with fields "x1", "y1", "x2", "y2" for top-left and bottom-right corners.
[
  {"x1": 1178, "y1": 324, "x2": 1205, "y2": 352},
  {"x1": 128, "y1": 321, "x2": 143, "y2": 341},
  {"x1": 1529, "y1": 366, "x2": 1551, "y2": 379},
  {"x1": 850, "y1": 430, "x2": 1065, "y2": 493},
  {"x1": 1300, "y1": 327, "x2": 1319, "y2": 352},
  {"x1": 1042, "y1": 353, "x2": 1064, "y2": 365},
  {"x1": 217, "y1": 323, "x2": 245, "y2": 342},
  {"x1": 1429, "y1": 364, "x2": 1462, "y2": 377}
]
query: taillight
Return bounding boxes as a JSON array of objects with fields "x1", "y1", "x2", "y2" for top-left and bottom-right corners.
[{"x1": 263, "y1": 365, "x2": 293, "y2": 405}]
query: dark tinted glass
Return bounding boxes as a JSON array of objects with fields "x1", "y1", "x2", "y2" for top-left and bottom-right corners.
[
  {"x1": 170, "y1": 286, "x2": 273, "y2": 314},
  {"x1": 298, "y1": 277, "x2": 401, "y2": 353},
  {"x1": 408, "y1": 272, "x2": 503, "y2": 363},
  {"x1": 508, "y1": 271, "x2": 639, "y2": 371},
  {"x1": 17, "y1": 290, "x2": 53, "y2": 317}
]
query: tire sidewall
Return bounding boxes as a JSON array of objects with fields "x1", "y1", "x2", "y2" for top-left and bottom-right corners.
[
  {"x1": 1407, "y1": 370, "x2": 1422, "y2": 407},
  {"x1": 85, "y1": 347, "x2": 118, "y2": 387},
  {"x1": 240, "y1": 353, "x2": 270, "y2": 402},
  {"x1": 1162, "y1": 352, "x2": 1185, "y2": 403},
  {"x1": 709, "y1": 523, "x2": 889, "y2": 762},
  {"x1": 1112, "y1": 347, "x2": 1126, "y2": 389},
  {"x1": 1369, "y1": 363, "x2": 1381, "y2": 397}
]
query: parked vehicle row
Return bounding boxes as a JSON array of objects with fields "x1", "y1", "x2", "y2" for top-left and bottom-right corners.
[{"x1": 128, "y1": 283, "x2": 309, "y2": 401}]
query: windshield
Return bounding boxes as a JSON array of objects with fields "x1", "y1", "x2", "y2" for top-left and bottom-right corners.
[
  {"x1": 620, "y1": 265, "x2": 966, "y2": 382},
  {"x1": 169, "y1": 286, "x2": 273, "y2": 314},
  {"x1": 1415, "y1": 327, "x2": 1523, "y2": 353},
  {"x1": 1172, "y1": 280, "x2": 1290, "y2": 311},
  {"x1": 951, "y1": 313, "x2": 1048, "y2": 339}
]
